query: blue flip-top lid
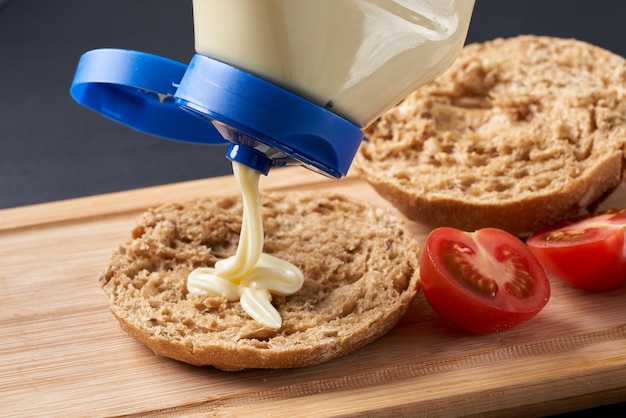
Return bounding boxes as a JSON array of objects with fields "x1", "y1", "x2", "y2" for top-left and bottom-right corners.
[
  {"x1": 70, "y1": 49, "x2": 225, "y2": 145},
  {"x1": 69, "y1": 49, "x2": 363, "y2": 178}
]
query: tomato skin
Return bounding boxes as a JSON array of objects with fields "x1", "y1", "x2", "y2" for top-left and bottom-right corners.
[
  {"x1": 420, "y1": 228, "x2": 551, "y2": 334},
  {"x1": 527, "y1": 210, "x2": 626, "y2": 292}
]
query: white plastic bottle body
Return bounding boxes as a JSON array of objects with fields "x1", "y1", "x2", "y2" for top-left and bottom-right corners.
[{"x1": 192, "y1": 0, "x2": 475, "y2": 127}]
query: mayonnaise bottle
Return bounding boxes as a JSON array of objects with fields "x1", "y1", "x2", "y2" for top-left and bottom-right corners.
[{"x1": 70, "y1": 0, "x2": 475, "y2": 179}]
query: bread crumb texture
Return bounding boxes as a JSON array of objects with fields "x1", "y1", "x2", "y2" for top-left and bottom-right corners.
[
  {"x1": 355, "y1": 35, "x2": 626, "y2": 235},
  {"x1": 101, "y1": 192, "x2": 420, "y2": 370}
]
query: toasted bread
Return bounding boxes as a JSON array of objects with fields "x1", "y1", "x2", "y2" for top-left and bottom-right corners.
[
  {"x1": 355, "y1": 35, "x2": 626, "y2": 236},
  {"x1": 100, "y1": 192, "x2": 420, "y2": 370}
]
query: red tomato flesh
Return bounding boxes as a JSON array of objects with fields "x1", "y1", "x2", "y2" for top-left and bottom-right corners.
[
  {"x1": 420, "y1": 228, "x2": 551, "y2": 334},
  {"x1": 527, "y1": 209, "x2": 626, "y2": 291}
]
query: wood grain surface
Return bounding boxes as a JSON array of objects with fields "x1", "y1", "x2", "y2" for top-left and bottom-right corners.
[{"x1": 1, "y1": 166, "x2": 625, "y2": 417}]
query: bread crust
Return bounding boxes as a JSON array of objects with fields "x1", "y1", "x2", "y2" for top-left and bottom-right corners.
[
  {"x1": 355, "y1": 35, "x2": 626, "y2": 236},
  {"x1": 101, "y1": 192, "x2": 420, "y2": 370}
]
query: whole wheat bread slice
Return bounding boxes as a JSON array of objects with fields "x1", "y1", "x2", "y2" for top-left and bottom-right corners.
[
  {"x1": 355, "y1": 35, "x2": 626, "y2": 236},
  {"x1": 101, "y1": 192, "x2": 420, "y2": 370}
]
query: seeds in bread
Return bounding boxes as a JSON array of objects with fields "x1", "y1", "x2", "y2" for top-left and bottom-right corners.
[
  {"x1": 354, "y1": 35, "x2": 626, "y2": 236},
  {"x1": 100, "y1": 192, "x2": 420, "y2": 370}
]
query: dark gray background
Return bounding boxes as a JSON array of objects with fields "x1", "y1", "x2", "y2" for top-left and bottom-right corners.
[{"x1": 1, "y1": 0, "x2": 626, "y2": 210}]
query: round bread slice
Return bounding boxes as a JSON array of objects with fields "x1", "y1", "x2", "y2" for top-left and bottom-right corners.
[
  {"x1": 100, "y1": 191, "x2": 420, "y2": 370},
  {"x1": 354, "y1": 35, "x2": 626, "y2": 236}
]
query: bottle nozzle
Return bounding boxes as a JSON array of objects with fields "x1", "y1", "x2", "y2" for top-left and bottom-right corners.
[{"x1": 226, "y1": 144, "x2": 272, "y2": 175}]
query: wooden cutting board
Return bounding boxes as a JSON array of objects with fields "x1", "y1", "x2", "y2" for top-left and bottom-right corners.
[{"x1": 2, "y1": 166, "x2": 625, "y2": 417}]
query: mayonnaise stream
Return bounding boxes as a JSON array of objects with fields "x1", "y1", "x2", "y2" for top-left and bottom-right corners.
[{"x1": 187, "y1": 162, "x2": 304, "y2": 329}]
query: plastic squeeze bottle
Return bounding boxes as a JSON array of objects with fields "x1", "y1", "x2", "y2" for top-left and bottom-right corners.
[{"x1": 70, "y1": 0, "x2": 475, "y2": 179}]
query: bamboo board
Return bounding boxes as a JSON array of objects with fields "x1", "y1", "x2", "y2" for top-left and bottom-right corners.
[{"x1": 1, "y1": 166, "x2": 625, "y2": 417}]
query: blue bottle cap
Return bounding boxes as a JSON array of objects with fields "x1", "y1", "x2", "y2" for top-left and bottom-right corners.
[
  {"x1": 70, "y1": 49, "x2": 363, "y2": 178},
  {"x1": 175, "y1": 54, "x2": 363, "y2": 178}
]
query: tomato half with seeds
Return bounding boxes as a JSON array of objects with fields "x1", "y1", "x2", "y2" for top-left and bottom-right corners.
[
  {"x1": 527, "y1": 209, "x2": 626, "y2": 291},
  {"x1": 420, "y1": 227, "x2": 551, "y2": 334}
]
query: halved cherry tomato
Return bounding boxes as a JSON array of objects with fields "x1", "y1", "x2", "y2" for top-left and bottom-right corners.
[
  {"x1": 527, "y1": 209, "x2": 626, "y2": 292},
  {"x1": 420, "y1": 227, "x2": 551, "y2": 334}
]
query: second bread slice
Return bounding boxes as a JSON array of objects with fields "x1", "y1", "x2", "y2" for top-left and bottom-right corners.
[{"x1": 355, "y1": 35, "x2": 626, "y2": 236}]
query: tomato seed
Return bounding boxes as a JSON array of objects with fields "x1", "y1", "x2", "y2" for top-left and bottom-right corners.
[
  {"x1": 546, "y1": 228, "x2": 596, "y2": 242},
  {"x1": 443, "y1": 241, "x2": 498, "y2": 298}
]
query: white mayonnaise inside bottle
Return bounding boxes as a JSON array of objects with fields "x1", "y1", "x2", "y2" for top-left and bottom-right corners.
[{"x1": 192, "y1": 0, "x2": 475, "y2": 127}]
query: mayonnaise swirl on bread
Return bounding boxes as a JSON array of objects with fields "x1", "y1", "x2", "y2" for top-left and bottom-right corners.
[{"x1": 187, "y1": 162, "x2": 304, "y2": 329}]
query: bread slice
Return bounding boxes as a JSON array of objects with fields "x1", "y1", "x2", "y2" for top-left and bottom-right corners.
[
  {"x1": 100, "y1": 192, "x2": 420, "y2": 370},
  {"x1": 354, "y1": 35, "x2": 626, "y2": 236}
]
